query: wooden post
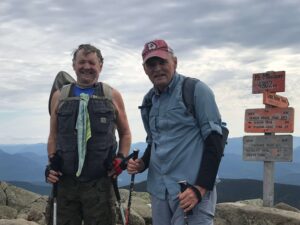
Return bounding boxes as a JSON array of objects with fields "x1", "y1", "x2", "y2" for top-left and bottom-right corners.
[
  {"x1": 263, "y1": 103, "x2": 274, "y2": 207},
  {"x1": 263, "y1": 160, "x2": 274, "y2": 207}
]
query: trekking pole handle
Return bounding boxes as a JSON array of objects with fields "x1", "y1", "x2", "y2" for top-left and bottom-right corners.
[
  {"x1": 178, "y1": 180, "x2": 192, "y2": 225},
  {"x1": 178, "y1": 180, "x2": 188, "y2": 192},
  {"x1": 132, "y1": 148, "x2": 139, "y2": 160}
]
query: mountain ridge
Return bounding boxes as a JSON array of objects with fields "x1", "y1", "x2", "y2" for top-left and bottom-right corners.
[{"x1": 0, "y1": 137, "x2": 299, "y2": 186}]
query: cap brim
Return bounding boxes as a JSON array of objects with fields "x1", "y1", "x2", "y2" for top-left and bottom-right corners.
[{"x1": 143, "y1": 50, "x2": 169, "y2": 63}]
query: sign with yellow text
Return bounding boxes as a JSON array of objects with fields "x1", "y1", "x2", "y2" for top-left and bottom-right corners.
[
  {"x1": 244, "y1": 107, "x2": 294, "y2": 133},
  {"x1": 252, "y1": 71, "x2": 285, "y2": 94}
]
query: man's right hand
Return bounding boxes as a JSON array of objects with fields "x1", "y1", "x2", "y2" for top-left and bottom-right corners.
[
  {"x1": 127, "y1": 158, "x2": 145, "y2": 174},
  {"x1": 45, "y1": 166, "x2": 62, "y2": 184},
  {"x1": 45, "y1": 153, "x2": 62, "y2": 184}
]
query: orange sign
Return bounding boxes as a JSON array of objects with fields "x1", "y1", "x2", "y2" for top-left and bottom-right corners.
[
  {"x1": 252, "y1": 71, "x2": 285, "y2": 94},
  {"x1": 244, "y1": 107, "x2": 294, "y2": 133},
  {"x1": 263, "y1": 91, "x2": 289, "y2": 108}
]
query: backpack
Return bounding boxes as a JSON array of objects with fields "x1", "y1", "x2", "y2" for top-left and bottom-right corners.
[
  {"x1": 140, "y1": 77, "x2": 229, "y2": 149},
  {"x1": 48, "y1": 71, "x2": 113, "y2": 115},
  {"x1": 48, "y1": 71, "x2": 76, "y2": 115}
]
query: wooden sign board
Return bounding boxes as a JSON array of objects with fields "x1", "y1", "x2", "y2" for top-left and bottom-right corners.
[
  {"x1": 263, "y1": 91, "x2": 289, "y2": 108},
  {"x1": 243, "y1": 135, "x2": 293, "y2": 161},
  {"x1": 244, "y1": 107, "x2": 294, "y2": 133},
  {"x1": 252, "y1": 71, "x2": 285, "y2": 94}
]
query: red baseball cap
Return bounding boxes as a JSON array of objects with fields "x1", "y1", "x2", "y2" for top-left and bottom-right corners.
[{"x1": 142, "y1": 39, "x2": 173, "y2": 63}]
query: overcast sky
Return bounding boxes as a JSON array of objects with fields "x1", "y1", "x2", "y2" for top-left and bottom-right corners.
[{"x1": 1, "y1": 0, "x2": 300, "y2": 144}]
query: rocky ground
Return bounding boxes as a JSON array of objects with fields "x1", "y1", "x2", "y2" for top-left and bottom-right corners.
[{"x1": 1, "y1": 181, "x2": 300, "y2": 225}]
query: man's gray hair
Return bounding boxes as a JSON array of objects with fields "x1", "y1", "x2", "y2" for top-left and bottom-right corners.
[{"x1": 72, "y1": 44, "x2": 104, "y2": 63}]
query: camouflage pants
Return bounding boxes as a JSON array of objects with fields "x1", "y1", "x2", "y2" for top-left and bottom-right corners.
[{"x1": 45, "y1": 176, "x2": 116, "y2": 225}]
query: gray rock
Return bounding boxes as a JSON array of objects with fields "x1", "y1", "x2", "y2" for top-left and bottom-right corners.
[
  {"x1": 0, "y1": 182, "x2": 40, "y2": 210},
  {"x1": 215, "y1": 202, "x2": 300, "y2": 225},
  {"x1": 236, "y1": 198, "x2": 263, "y2": 207},
  {"x1": 0, "y1": 218, "x2": 39, "y2": 225},
  {"x1": 2, "y1": 182, "x2": 300, "y2": 225},
  {"x1": 274, "y1": 202, "x2": 300, "y2": 213},
  {"x1": 0, "y1": 185, "x2": 6, "y2": 206},
  {"x1": 126, "y1": 210, "x2": 145, "y2": 225},
  {"x1": 0, "y1": 205, "x2": 17, "y2": 219},
  {"x1": 131, "y1": 196, "x2": 151, "y2": 225}
]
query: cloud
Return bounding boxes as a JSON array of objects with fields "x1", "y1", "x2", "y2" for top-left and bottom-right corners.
[{"x1": 1, "y1": 0, "x2": 300, "y2": 143}]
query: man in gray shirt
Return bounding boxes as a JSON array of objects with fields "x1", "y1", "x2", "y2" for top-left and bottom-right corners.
[{"x1": 127, "y1": 39, "x2": 225, "y2": 225}]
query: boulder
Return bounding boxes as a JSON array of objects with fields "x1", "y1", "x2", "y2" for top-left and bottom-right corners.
[
  {"x1": 2, "y1": 181, "x2": 300, "y2": 225},
  {"x1": 214, "y1": 201, "x2": 300, "y2": 225},
  {"x1": 274, "y1": 202, "x2": 300, "y2": 213},
  {"x1": 0, "y1": 205, "x2": 17, "y2": 219},
  {"x1": 0, "y1": 218, "x2": 39, "y2": 225},
  {"x1": 0, "y1": 182, "x2": 41, "y2": 210}
]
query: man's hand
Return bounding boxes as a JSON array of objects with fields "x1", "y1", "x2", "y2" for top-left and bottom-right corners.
[
  {"x1": 45, "y1": 166, "x2": 62, "y2": 184},
  {"x1": 108, "y1": 155, "x2": 125, "y2": 178},
  {"x1": 127, "y1": 158, "x2": 145, "y2": 174},
  {"x1": 178, "y1": 185, "x2": 206, "y2": 212},
  {"x1": 45, "y1": 153, "x2": 62, "y2": 184}
]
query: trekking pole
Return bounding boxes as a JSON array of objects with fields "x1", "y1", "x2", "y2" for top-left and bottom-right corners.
[
  {"x1": 125, "y1": 148, "x2": 139, "y2": 225},
  {"x1": 112, "y1": 178, "x2": 126, "y2": 225},
  {"x1": 178, "y1": 180, "x2": 192, "y2": 225},
  {"x1": 52, "y1": 183, "x2": 58, "y2": 225}
]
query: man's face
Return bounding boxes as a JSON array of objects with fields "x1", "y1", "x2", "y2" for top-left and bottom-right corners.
[
  {"x1": 143, "y1": 54, "x2": 177, "y2": 91},
  {"x1": 73, "y1": 49, "x2": 103, "y2": 87}
]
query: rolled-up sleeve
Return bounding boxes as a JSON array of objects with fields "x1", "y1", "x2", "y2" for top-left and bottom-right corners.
[{"x1": 194, "y1": 81, "x2": 222, "y2": 139}]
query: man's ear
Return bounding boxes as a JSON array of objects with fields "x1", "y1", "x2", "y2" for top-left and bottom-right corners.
[
  {"x1": 173, "y1": 56, "x2": 178, "y2": 70},
  {"x1": 143, "y1": 63, "x2": 148, "y2": 75}
]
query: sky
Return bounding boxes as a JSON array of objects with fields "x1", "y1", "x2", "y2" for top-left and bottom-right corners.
[{"x1": 1, "y1": 0, "x2": 300, "y2": 144}]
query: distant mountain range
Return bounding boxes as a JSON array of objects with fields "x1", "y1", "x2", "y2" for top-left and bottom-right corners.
[{"x1": 0, "y1": 137, "x2": 300, "y2": 187}]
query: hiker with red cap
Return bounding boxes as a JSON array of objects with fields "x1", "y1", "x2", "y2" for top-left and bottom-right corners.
[
  {"x1": 46, "y1": 44, "x2": 131, "y2": 225},
  {"x1": 127, "y1": 39, "x2": 227, "y2": 225}
]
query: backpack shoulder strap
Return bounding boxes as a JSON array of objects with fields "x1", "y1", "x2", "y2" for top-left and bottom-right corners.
[
  {"x1": 101, "y1": 82, "x2": 113, "y2": 101},
  {"x1": 138, "y1": 88, "x2": 155, "y2": 110},
  {"x1": 59, "y1": 84, "x2": 72, "y2": 101},
  {"x1": 182, "y1": 77, "x2": 229, "y2": 148},
  {"x1": 54, "y1": 84, "x2": 73, "y2": 114},
  {"x1": 138, "y1": 88, "x2": 155, "y2": 143},
  {"x1": 182, "y1": 77, "x2": 199, "y2": 118}
]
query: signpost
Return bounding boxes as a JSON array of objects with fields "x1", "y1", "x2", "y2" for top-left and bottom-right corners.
[
  {"x1": 252, "y1": 71, "x2": 285, "y2": 94},
  {"x1": 244, "y1": 107, "x2": 294, "y2": 133},
  {"x1": 243, "y1": 70, "x2": 294, "y2": 207},
  {"x1": 263, "y1": 91, "x2": 289, "y2": 108},
  {"x1": 243, "y1": 135, "x2": 293, "y2": 161}
]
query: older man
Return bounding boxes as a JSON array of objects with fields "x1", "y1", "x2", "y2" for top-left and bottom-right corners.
[{"x1": 128, "y1": 39, "x2": 226, "y2": 225}]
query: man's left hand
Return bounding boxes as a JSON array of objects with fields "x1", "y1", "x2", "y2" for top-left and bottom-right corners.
[
  {"x1": 108, "y1": 157, "x2": 124, "y2": 178},
  {"x1": 178, "y1": 185, "x2": 206, "y2": 212}
]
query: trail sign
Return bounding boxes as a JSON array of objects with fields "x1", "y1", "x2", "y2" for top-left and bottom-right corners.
[
  {"x1": 243, "y1": 135, "x2": 293, "y2": 161},
  {"x1": 252, "y1": 71, "x2": 285, "y2": 94},
  {"x1": 244, "y1": 107, "x2": 294, "y2": 133},
  {"x1": 263, "y1": 91, "x2": 289, "y2": 108}
]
